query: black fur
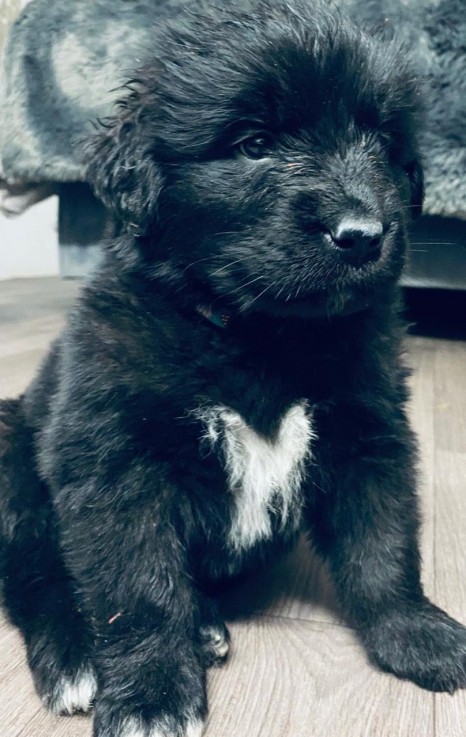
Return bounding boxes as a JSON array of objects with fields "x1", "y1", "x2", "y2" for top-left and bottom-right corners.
[{"x1": 1, "y1": 1, "x2": 466, "y2": 735}]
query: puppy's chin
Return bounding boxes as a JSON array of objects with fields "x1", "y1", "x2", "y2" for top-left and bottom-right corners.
[{"x1": 249, "y1": 291, "x2": 373, "y2": 320}]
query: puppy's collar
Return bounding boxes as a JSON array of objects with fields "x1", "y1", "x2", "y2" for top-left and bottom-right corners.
[{"x1": 196, "y1": 304, "x2": 232, "y2": 329}]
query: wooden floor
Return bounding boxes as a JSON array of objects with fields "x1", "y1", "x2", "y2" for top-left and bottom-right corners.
[{"x1": 1, "y1": 278, "x2": 465, "y2": 737}]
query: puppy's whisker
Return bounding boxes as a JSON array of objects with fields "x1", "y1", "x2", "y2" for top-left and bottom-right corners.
[
  {"x1": 275, "y1": 283, "x2": 287, "y2": 300},
  {"x1": 211, "y1": 231, "x2": 248, "y2": 237},
  {"x1": 241, "y1": 283, "x2": 275, "y2": 312},
  {"x1": 184, "y1": 253, "x2": 257, "y2": 276},
  {"x1": 209, "y1": 256, "x2": 257, "y2": 277},
  {"x1": 225, "y1": 275, "x2": 264, "y2": 296},
  {"x1": 183, "y1": 256, "x2": 219, "y2": 273},
  {"x1": 209, "y1": 274, "x2": 264, "y2": 308}
]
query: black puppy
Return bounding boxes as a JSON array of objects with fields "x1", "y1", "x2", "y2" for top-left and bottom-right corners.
[{"x1": 1, "y1": 1, "x2": 466, "y2": 735}]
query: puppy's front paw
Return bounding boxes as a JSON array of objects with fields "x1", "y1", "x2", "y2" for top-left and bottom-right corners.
[
  {"x1": 365, "y1": 603, "x2": 466, "y2": 693},
  {"x1": 46, "y1": 664, "x2": 97, "y2": 716},
  {"x1": 93, "y1": 649, "x2": 207, "y2": 737},
  {"x1": 93, "y1": 708, "x2": 205, "y2": 737}
]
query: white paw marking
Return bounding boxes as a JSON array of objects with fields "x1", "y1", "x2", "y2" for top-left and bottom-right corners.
[
  {"x1": 196, "y1": 401, "x2": 314, "y2": 551},
  {"x1": 186, "y1": 721, "x2": 204, "y2": 737},
  {"x1": 119, "y1": 717, "x2": 204, "y2": 737},
  {"x1": 201, "y1": 626, "x2": 230, "y2": 658},
  {"x1": 212, "y1": 639, "x2": 229, "y2": 658},
  {"x1": 119, "y1": 718, "x2": 149, "y2": 737},
  {"x1": 51, "y1": 667, "x2": 97, "y2": 715}
]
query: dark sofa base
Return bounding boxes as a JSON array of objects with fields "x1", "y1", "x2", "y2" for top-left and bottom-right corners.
[{"x1": 403, "y1": 217, "x2": 466, "y2": 291}]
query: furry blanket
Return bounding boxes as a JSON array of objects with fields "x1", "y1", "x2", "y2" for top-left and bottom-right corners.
[{"x1": 0, "y1": 0, "x2": 465, "y2": 218}]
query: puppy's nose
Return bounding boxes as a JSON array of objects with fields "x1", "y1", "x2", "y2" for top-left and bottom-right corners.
[{"x1": 331, "y1": 219, "x2": 383, "y2": 265}]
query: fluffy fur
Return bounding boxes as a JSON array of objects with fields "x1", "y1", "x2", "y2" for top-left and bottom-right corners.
[{"x1": 1, "y1": 1, "x2": 466, "y2": 735}]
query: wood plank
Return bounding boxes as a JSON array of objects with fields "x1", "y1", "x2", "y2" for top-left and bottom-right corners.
[
  {"x1": 406, "y1": 336, "x2": 436, "y2": 598},
  {"x1": 16, "y1": 711, "x2": 91, "y2": 737},
  {"x1": 0, "y1": 278, "x2": 78, "y2": 396},
  {"x1": 433, "y1": 449, "x2": 466, "y2": 737},
  {"x1": 0, "y1": 624, "x2": 30, "y2": 682},
  {"x1": 207, "y1": 617, "x2": 433, "y2": 737},
  {"x1": 433, "y1": 340, "x2": 466, "y2": 453},
  {"x1": 434, "y1": 451, "x2": 466, "y2": 622},
  {"x1": 433, "y1": 334, "x2": 466, "y2": 737},
  {"x1": 0, "y1": 663, "x2": 42, "y2": 737}
]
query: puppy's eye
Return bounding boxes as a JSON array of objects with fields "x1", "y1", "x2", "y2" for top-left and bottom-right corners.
[{"x1": 237, "y1": 133, "x2": 275, "y2": 160}]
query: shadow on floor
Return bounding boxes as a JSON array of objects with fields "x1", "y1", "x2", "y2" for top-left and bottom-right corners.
[{"x1": 403, "y1": 288, "x2": 466, "y2": 341}]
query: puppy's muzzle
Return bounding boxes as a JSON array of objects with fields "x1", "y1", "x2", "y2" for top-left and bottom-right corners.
[{"x1": 327, "y1": 218, "x2": 384, "y2": 267}]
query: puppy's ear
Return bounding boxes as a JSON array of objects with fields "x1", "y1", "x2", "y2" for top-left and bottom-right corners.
[
  {"x1": 86, "y1": 113, "x2": 162, "y2": 235},
  {"x1": 405, "y1": 160, "x2": 424, "y2": 220}
]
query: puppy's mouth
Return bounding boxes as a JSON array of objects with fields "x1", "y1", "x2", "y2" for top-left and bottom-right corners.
[{"x1": 235, "y1": 256, "x2": 397, "y2": 319}]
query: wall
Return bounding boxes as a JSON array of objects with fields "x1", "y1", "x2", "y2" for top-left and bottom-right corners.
[
  {"x1": 0, "y1": 0, "x2": 59, "y2": 280},
  {"x1": 0, "y1": 197, "x2": 59, "y2": 280}
]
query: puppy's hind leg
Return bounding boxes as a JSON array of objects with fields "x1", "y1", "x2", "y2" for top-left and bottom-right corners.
[{"x1": 0, "y1": 398, "x2": 97, "y2": 715}]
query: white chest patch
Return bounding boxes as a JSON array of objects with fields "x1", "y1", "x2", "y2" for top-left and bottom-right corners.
[{"x1": 196, "y1": 401, "x2": 314, "y2": 552}]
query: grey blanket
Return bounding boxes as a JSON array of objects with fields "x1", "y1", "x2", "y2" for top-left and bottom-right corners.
[{"x1": 1, "y1": 0, "x2": 465, "y2": 218}]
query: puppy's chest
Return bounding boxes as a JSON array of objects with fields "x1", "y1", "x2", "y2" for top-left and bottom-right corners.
[{"x1": 195, "y1": 401, "x2": 314, "y2": 552}]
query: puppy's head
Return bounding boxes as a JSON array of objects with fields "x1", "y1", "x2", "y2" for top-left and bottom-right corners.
[{"x1": 87, "y1": 0, "x2": 423, "y2": 317}]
